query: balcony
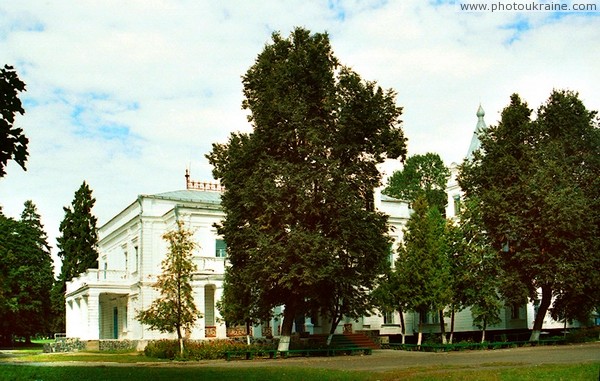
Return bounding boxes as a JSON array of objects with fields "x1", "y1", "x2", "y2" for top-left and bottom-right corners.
[{"x1": 66, "y1": 269, "x2": 129, "y2": 294}]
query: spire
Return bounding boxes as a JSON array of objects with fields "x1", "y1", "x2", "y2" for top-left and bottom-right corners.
[{"x1": 466, "y1": 104, "x2": 487, "y2": 159}]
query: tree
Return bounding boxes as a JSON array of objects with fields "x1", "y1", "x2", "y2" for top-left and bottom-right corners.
[
  {"x1": 383, "y1": 153, "x2": 450, "y2": 213},
  {"x1": 372, "y1": 257, "x2": 412, "y2": 344},
  {"x1": 136, "y1": 221, "x2": 201, "y2": 357},
  {"x1": 0, "y1": 65, "x2": 29, "y2": 177},
  {"x1": 395, "y1": 196, "x2": 451, "y2": 346},
  {"x1": 53, "y1": 181, "x2": 99, "y2": 332},
  {"x1": 459, "y1": 90, "x2": 600, "y2": 341},
  {"x1": 450, "y1": 197, "x2": 502, "y2": 343},
  {"x1": 0, "y1": 202, "x2": 54, "y2": 344},
  {"x1": 208, "y1": 28, "x2": 406, "y2": 351}
]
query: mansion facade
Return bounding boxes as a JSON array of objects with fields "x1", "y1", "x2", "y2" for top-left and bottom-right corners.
[{"x1": 65, "y1": 107, "x2": 582, "y2": 343}]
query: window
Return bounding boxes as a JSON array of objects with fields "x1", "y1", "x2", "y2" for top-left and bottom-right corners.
[
  {"x1": 512, "y1": 303, "x2": 524, "y2": 319},
  {"x1": 134, "y1": 245, "x2": 139, "y2": 273},
  {"x1": 383, "y1": 311, "x2": 394, "y2": 325},
  {"x1": 453, "y1": 194, "x2": 461, "y2": 214},
  {"x1": 216, "y1": 239, "x2": 227, "y2": 258}
]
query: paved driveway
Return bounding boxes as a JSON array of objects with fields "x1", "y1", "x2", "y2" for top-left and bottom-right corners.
[{"x1": 206, "y1": 342, "x2": 600, "y2": 371}]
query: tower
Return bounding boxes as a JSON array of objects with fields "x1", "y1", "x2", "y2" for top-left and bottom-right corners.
[{"x1": 466, "y1": 105, "x2": 487, "y2": 159}]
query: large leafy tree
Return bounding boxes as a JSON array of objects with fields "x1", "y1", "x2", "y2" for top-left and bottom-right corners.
[
  {"x1": 459, "y1": 90, "x2": 600, "y2": 341},
  {"x1": 395, "y1": 196, "x2": 451, "y2": 346},
  {"x1": 0, "y1": 65, "x2": 29, "y2": 177},
  {"x1": 207, "y1": 28, "x2": 406, "y2": 350},
  {"x1": 0, "y1": 202, "x2": 54, "y2": 344},
  {"x1": 136, "y1": 221, "x2": 201, "y2": 357},
  {"x1": 383, "y1": 152, "x2": 450, "y2": 213},
  {"x1": 53, "y1": 181, "x2": 99, "y2": 332}
]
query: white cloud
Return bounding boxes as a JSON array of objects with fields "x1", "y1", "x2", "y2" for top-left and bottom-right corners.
[{"x1": 0, "y1": 0, "x2": 598, "y2": 272}]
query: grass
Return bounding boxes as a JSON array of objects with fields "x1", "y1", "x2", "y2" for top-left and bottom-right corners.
[{"x1": 0, "y1": 363, "x2": 598, "y2": 381}]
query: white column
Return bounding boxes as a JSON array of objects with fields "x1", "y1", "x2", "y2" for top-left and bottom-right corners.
[{"x1": 87, "y1": 293, "x2": 100, "y2": 340}]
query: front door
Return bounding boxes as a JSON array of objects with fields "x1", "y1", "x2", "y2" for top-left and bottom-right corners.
[{"x1": 113, "y1": 307, "x2": 119, "y2": 339}]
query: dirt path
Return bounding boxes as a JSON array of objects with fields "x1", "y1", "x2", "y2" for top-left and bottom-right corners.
[
  {"x1": 5, "y1": 342, "x2": 598, "y2": 371},
  {"x1": 197, "y1": 342, "x2": 600, "y2": 371}
]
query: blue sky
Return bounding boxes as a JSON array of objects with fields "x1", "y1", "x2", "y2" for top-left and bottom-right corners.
[{"x1": 0, "y1": 0, "x2": 598, "y2": 270}]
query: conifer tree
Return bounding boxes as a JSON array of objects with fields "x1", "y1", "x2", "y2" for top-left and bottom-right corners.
[
  {"x1": 0, "y1": 202, "x2": 54, "y2": 343},
  {"x1": 395, "y1": 196, "x2": 451, "y2": 346},
  {"x1": 53, "y1": 181, "x2": 99, "y2": 332},
  {"x1": 136, "y1": 221, "x2": 200, "y2": 357}
]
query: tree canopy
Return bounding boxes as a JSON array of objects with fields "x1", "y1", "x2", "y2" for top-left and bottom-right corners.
[
  {"x1": 207, "y1": 27, "x2": 406, "y2": 349},
  {"x1": 136, "y1": 221, "x2": 200, "y2": 356},
  {"x1": 0, "y1": 201, "x2": 54, "y2": 344},
  {"x1": 383, "y1": 152, "x2": 450, "y2": 213},
  {"x1": 0, "y1": 65, "x2": 29, "y2": 177},
  {"x1": 458, "y1": 90, "x2": 600, "y2": 340}
]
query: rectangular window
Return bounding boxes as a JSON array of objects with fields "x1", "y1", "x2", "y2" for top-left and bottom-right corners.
[
  {"x1": 216, "y1": 239, "x2": 227, "y2": 258},
  {"x1": 511, "y1": 303, "x2": 521, "y2": 319},
  {"x1": 453, "y1": 194, "x2": 461, "y2": 214},
  {"x1": 383, "y1": 311, "x2": 394, "y2": 325}
]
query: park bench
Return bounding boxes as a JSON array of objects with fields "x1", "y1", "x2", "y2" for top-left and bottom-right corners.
[{"x1": 224, "y1": 346, "x2": 373, "y2": 361}]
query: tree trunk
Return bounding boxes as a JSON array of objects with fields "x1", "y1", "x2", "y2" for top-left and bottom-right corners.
[
  {"x1": 176, "y1": 325, "x2": 184, "y2": 357},
  {"x1": 449, "y1": 308, "x2": 455, "y2": 344},
  {"x1": 398, "y1": 307, "x2": 406, "y2": 344},
  {"x1": 439, "y1": 310, "x2": 447, "y2": 344},
  {"x1": 246, "y1": 320, "x2": 251, "y2": 345},
  {"x1": 481, "y1": 318, "x2": 487, "y2": 343},
  {"x1": 417, "y1": 311, "x2": 424, "y2": 346},
  {"x1": 530, "y1": 285, "x2": 552, "y2": 342},
  {"x1": 278, "y1": 305, "x2": 295, "y2": 351}
]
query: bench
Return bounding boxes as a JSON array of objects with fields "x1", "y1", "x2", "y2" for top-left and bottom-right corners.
[
  {"x1": 224, "y1": 347, "x2": 373, "y2": 361},
  {"x1": 224, "y1": 349, "x2": 279, "y2": 361},
  {"x1": 280, "y1": 347, "x2": 373, "y2": 358}
]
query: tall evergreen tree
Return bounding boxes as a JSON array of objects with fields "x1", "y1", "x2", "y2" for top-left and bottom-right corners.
[
  {"x1": 208, "y1": 28, "x2": 406, "y2": 351},
  {"x1": 395, "y1": 196, "x2": 451, "y2": 346},
  {"x1": 16, "y1": 201, "x2": 55, "y2": 340},
  {"x1": 0, "y1": 210, "x2": 20, "y2": 344},
  {"x1": 0, "y1": 202, "x2": 54, "y2": 343},
  {"x1": 459, "y1": 90, "x2": 600, "y2": 341},
  {"x1": 0, "y1": 64, "x2": 29, "y2": 177},
  {"x1": 136, "y1": 221, "x2": 200, "y2": 357},
  {"x1": 53, "y1": 181, "x2": 99, "y2": 332},
  {"x1": 449, "y1": 197, "x2": 502, "y2": 343}
]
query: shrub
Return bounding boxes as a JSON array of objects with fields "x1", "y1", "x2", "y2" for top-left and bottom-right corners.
[
  {"x1": 565, "y1": 327, "x2": 600, "y2": 343},
  {"x1": 143, "y1": 340, "x2": 179, "y2": 359},
  {"x1": 143, "y1": 339, "x2": 277, "y2": 360}
]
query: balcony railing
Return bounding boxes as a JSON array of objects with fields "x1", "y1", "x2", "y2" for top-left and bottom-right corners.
[{"x1": 66, "y1": 269, "x2": 128, "y2": 294}]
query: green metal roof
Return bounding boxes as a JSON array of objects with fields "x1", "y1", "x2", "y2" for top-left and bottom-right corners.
[{"x1": 145, "y1": 189, "x2": 222, "y2": 205}]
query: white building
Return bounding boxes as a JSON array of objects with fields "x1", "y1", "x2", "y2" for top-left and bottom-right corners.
[
  {"x1": 65, "y1": 175, "x2": 410, "y2": 342},
  {"x1": 65, "y1": 106, "x2": 583, "y2": 344}
]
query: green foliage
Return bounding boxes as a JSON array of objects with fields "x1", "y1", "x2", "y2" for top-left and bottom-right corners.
[
  {"x1": 395, "y1": 196, "x2": 452, "y2": 324},
  {"x1": 56, "y1": 181, "x2": 99, "y2": 281},
  {"x1": 136, "y1": 221, "x2": 201, "y2": 344},
  {"x1": 383, "y1": 153, "x2": 450, "y2": 213},
  {"x1": 143, "y1": 339, "x2": 276, "y2": 360},
  {"x1": 0, "y1": 201, "x2": 55, "y2": 343},
  {"x1": 459, "y1": 90, "x2": 600, "y2": 335},
  {"x1": 207, "y1": 27, "x2": 406, "y2": 335},
  {"x1": 448, "y1": 197, "x2": 502, "y2": 334},
  {"x1": 0, "y1": 64, "x2": 28, "y2": 177},
  {"x1": 53, "y1": 181, "x2": 99, "y2": 332}
]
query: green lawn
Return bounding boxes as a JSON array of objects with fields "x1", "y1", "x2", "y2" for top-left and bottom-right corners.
[{"x1": 0, "y1": 363, "x2": 598, "y2": 381}]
